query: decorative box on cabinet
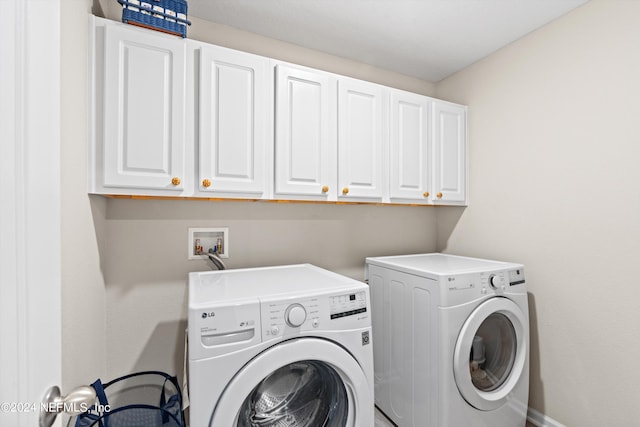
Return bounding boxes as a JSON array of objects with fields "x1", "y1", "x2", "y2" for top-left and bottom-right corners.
[{"x1": 90, "y1": 17, "x2": 189, "y2": 196}]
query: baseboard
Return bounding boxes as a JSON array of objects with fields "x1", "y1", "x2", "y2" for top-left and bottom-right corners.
[{"x1": 527, "y1": 407, "x2": 566, "y2": 427}]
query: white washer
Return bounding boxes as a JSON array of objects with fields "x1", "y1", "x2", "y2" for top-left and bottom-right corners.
[
  {"x1": 188, "y1": 264, "x2": 374, "y2": 427},
  {"x1": 366, "y1": 253, "x2": 529, "y2": 427}
]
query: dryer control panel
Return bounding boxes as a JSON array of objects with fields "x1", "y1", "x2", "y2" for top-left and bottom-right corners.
[{"x1": 441, "y1": 268, "x2": 526, "y2": 306}]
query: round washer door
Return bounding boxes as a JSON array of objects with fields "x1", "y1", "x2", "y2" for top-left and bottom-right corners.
[
  {"x1": 210, "y1": 337, "x2": 372, "y2": 426},
  {"x1": 453, "y1": 297, "x2": 528, "y2": 411}
]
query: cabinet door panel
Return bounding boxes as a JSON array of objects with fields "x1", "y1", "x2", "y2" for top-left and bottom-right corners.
[
  {"x1": 389, "y1": 91, "x2": 431, "y2": 202},
  {"x1": 199, "y1": 47, "x2": 268, "y2": 195},
  {"x1": 103, "y1": 24, "x2": 186, "y2": 191},
  {"x1": 433, "y1": 102, "x2": 466, "y2": 204},
  {"x1": 275, "y1": 65, "x2": 333, "y2": 198},
  {"x1": 338, "y1": 80, "x2": 386, "y2": 200}
]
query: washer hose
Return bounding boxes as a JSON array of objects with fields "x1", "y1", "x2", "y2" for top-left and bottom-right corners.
[{"x1": 205, "y1": 252, "x2": 226, "y2": 270}]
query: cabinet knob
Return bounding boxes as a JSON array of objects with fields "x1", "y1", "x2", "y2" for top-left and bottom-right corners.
[
  {"x1": 171, "y1": 177, "x2": 181, "y2": 186},
  {"x1": 423, "y1": 191, "x2": 430, "y2": 198},
  {"x1": 202, "y1": 179, "x2": 211, "y2": 188},
  {"x1": 321, "y1": 185, "x2": 329, "y2": 193},
  {"x1": 342, "y1": 187, "x2": 349, "y2": 195},
  {"x1": 436, "y1": 192, "x2": 443, "y2": 199}
]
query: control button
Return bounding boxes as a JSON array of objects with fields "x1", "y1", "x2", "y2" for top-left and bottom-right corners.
[
  {"x1": 312, "y1": 318, "x2": 319, "y2": 328},
  {"x1": 481, "y1": 287, "x2": 487, "y2": 295},
  {"x1": 489, "y1": 274, "x2": 504, "y2": 289},
  {"x1": 285, "y1": 304, "x2": 307, "y2": 327},
  {"x1": 270, "y1": 326, "x2": 280, "y2": 336}
]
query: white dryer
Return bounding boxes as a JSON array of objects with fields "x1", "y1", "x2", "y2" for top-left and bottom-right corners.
[
  {"x1": 188, "y1": 264, "x2": 374, "y2": 427},
  {"x1": 366, "y1": 253, "x2": 529, "y2": 427}
]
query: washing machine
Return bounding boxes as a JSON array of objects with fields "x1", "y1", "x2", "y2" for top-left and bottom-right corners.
[
  {"x1": 188, "y1": 264, "x2": 374, "y2": 427},
  {"x1": 365, "y1": 253, "x2": 529, "y2": 427}
]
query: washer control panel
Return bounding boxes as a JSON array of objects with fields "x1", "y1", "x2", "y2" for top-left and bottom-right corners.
[
  {"x1": 285, "y1": 303, "x2": 307, "y2": 327},
  {"x1": 264, "y1": 297, "x2": 321, "y2": 339},
  {"x1": 262, "y1": 290, "x2": 369, "y2": 340},
  {"x1": 508, "y1": 268, "x2": 526, "y2": 286},
  {"x1": 330, "y1": 291, "x2": 367, "y2": 319}
]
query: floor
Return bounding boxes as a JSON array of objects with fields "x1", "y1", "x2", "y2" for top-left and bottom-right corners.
[
  {"x1": 374, "y1": 408, "x2": 394, "y2": 426},
  {"x1": 374, "y1": 407, "x2": 536, "y2": 426}
]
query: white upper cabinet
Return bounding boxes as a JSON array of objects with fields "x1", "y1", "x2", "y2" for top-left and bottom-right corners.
[
  {"x1": 97, "y1": 21, "x2": 188, "y2": 195},
  {"x1": 198, "y1": 46, "x2": 271, "y2": 198},
  {"x1": 433, "y1": 101, "x2": 467, "y2": 205},
  {"x1": 337, "y1": 78, "x2": 388, "y2": 201},
  {"x1": 389, "y1": 90, "x2": 432, "y2": 204},
  {"x1": 90, "y1": 17, "x2": 467, "y2": 205},
  {"x1": 274, "y1": 64, "x2": 336, "y2": 200}
]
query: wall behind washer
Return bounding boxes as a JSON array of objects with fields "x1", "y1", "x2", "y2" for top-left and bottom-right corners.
[
  {"x1": 104, "y1": 200, "x2": 436, "y2": 378},
  {"x1": 435, "y1": 1, "x2": 640, "y2": 425}
]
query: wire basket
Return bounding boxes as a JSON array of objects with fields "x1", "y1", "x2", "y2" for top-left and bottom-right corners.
[
  {"x1": 68, "y1": 371, "x2": 185, "y2": 427},
  {"x1": 117, "y1": 0, "x2": 191, "y2": 38}
]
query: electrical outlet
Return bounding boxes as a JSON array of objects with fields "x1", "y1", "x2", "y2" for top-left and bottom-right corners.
[{"x1": 188, "y1": 227, "x2": 229, "y2": 260}]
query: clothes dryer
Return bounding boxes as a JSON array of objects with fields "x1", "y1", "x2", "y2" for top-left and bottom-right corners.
[
  {"x1": 188, "y1": 264, "x2": 374, "y2": 427},
  {"x1": 366, "y1": 253, "x2": 529, "y2": 427}
]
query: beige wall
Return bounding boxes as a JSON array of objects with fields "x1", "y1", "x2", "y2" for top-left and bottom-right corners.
[
  {"x1": 103, "y1": 200, "x2": 436, "y2": 378},
  {"x1": 436, "y1": 0, "x2": 640, "y2": 425},
  {"x1": 61, "y1": 0, "x2": 107, "y2": 392}
]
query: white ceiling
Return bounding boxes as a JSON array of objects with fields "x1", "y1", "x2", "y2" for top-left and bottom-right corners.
[{"x1": 188, "y1": 0, "x2": 589, "y2": 82}]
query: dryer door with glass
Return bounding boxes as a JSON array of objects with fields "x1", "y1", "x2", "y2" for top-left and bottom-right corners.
[
  {"x1": 453, "y1": 297, "x2": 528, "y2": 411},
  {"x1": 210, "y1": 337, "x2": 372, "y2": 426}
]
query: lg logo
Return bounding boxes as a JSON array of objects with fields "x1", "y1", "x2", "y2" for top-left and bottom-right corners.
[{"x1": 201, "y1": 312, "x2": 215, "y2": 319}]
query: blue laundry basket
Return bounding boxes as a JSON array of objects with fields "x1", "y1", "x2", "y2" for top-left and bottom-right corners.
[
  {"x1": 69, "y1": 371, "x2": 185, "y2": 427},
  {"x1": 117, "y1": 0, "x2": 191, "y2": 38}
]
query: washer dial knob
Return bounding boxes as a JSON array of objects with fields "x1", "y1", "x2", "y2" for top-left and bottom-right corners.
[
  {"x1": 489, "y1": 274, "x2": 504, "y2": 289},
  {"x1": 285, "y1": 304, "x2": 307, "y2": 327}
]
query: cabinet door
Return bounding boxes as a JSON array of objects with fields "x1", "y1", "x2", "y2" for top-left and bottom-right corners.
[
  {"x1": 199, "y1": 46, "x2": 270, "y2": 197},
  {"x1": 102, "y1": 24, "x2": 187, "y2": 192},
  {"x1": 338, "y1": 79, "x2": 387, "y2": 200},
  {"x1": 389, "y1": 91, "x2": 431, "y2": 203},
  {"x1": 433, "y1": 101, "x2": 467, "y2": 205},
  {"x1": 275, "y1": 64, "x2": 335, "y2": 199}
]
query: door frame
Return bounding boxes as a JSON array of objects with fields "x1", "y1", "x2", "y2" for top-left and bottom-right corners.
[{"x1": 0, "y1": 0, "x2": 62, "y2": 425}]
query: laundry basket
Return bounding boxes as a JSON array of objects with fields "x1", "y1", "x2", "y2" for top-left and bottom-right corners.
[
  {"x1": 68, "y1": 371, "x2": 185, "y2": 427},
  {"x1": 117, "y1": 0, "x2": 191, "y2": 38}
]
